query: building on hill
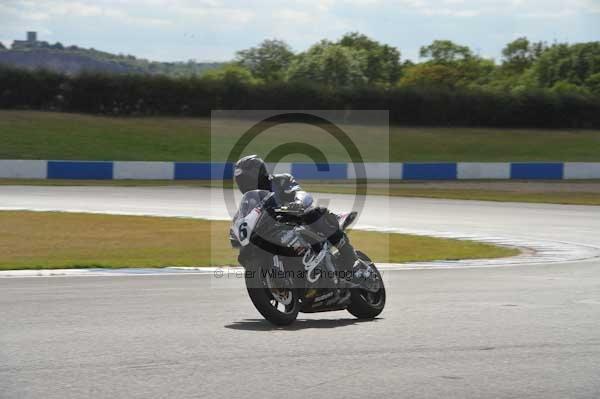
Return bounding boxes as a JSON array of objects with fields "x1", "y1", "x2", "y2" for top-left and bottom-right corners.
[{"x1": 12, "y1": 31, "x2": 49, "y2": 50}]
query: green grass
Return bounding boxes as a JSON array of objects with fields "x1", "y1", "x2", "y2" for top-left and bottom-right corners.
[
  {"x1": 0, "y1": 111, "x2": 212, "y2": 161},
  {"x1": 1, "y1": 110, "x2": 600, "y2": 161},
  {"x1": 0, "y1": 211, "x2": 517, "y2": 270}
]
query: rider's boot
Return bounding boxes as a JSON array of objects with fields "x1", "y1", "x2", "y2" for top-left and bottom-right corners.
[
  {"x1": 330, "y1": 232, "x2": 376, "y2": 289},
  {"x1": 328, "y1": 231, "x2": 359, "y2": 282}
]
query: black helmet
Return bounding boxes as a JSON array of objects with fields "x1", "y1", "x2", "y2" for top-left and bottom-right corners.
[{"x1": 234, "y1": 155, "x2": 271, "y2": 193}]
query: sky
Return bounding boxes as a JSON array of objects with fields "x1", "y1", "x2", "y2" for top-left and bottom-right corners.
[{"x1": 0, "y1": 0, "x2": 599, "y2": 62}]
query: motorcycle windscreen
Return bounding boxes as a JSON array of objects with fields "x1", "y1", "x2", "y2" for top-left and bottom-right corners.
[
  {"x1": 236, "y1": 189, "x2": 271, "y2": 218},
  {"x1": 232, "y1": 190, "x2": 271, "y2": 246}
]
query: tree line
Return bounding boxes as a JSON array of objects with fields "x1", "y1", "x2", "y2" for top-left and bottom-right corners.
[
  {"x1": 1, "y1": 33, "x2": 599, "y2": 127},
  {"x1": 231, "y1": 34, "x2": 600, "y2": 95}
]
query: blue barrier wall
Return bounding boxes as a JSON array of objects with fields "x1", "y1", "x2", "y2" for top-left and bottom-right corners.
[
  {"x1": 47, "y1": 161, "x2": 113, "y2": 180},
  {"x1": 174, "y1": 162, "x2": 233, "y2": 180},
  {"x1": 291, "y1": 163, "x2": 347, "y2": 180},
  {"x1": 510, "y1": 163, "x2": 563, "y2": 180},
  {"x1": 3, "y1": 161, "x2": 600, "y2": 180},
  {"x1": 403, "y1": 163, "x2": 457, "y2": 180}
]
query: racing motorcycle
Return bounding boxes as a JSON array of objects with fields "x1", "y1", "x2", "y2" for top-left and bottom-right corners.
[{"x1": 230, "y1": 189, "x2": 386, "y2": 326}]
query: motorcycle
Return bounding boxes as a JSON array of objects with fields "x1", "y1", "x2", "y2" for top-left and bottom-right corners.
[{"x1": 230, "y1": 189, "x2": 386, "y2": 326}]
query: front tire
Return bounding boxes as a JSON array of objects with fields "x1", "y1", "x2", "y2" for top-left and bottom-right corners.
[
  {"x1": 245, "y1": 265, "x2": 300, "y2": 326},
  {"x1": 347, "y1": 251, "x2": 386, "y2": 319}
]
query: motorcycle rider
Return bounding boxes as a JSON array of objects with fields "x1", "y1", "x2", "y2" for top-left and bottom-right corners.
[{"x1": 233, "y1": 154, "x2": 359, "y2": 279}]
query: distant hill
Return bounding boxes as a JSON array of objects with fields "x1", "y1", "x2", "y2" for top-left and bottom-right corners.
[{"x1": 0, "y1": 44, "x2": 223, "y2": 77}]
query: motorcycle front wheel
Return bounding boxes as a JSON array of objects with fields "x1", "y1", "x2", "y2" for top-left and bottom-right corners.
[
  {"x1": 245, "y1": 265, "x2": 300, "y2": 326},
  {"x1": 347, "y1": 251, "x2": 386, "y2": 319}
]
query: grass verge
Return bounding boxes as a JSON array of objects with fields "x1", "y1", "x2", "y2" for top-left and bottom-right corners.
[
  {"x1": 0, "y1": 211, "x2": 517, "y2": 270},
  {"x1": 2, "y1": 110, "x2": 600, "y2": 161}
]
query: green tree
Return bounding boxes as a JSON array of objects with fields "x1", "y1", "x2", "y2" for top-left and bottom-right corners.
[
  {"x1": 399, "y1": 63, "x2": 462, "y2": 87},
  {"x1": 419, "y1": 40, "x2": 473, "y2": 64},
  {"x1": 551, "y1": 80, "x2": 592, "y2": 97},
  {"x1": 501, "y1": 37, "x2": 547, "y2": 73},
  {"x1": 287, "y1": 41, "x2": 367, "y2": 89},
  {"x1": 236, "y1": 39, "x2": 294, "y2": 81},
  {"x1": 337, "y1": 32, "x2": 401, "y2": 86},
  {"x1": 534, "y1": 42, "x2": 600, "y2": 87},
  {"x1": 586, "y1": 72, "x2": 600, "y2": 96},
  {"x1": 399, "y1": 57, "x2": 495, "y2": 88},
  {"x1": 0, "y1": 42, "x2": 5, "y2": 50},
  {"x1": 202, "y1": 63, "x2": 257, "y2": 85},
  {"x1": 418, "y1": 40, "x2": 487, "y2": 87}
]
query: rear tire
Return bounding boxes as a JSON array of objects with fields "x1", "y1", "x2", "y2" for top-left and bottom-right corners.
[
  {"x1": 245, "y1": 265, "x2": 300, "y2": 326},
  {"x1": 347, "y1": 251, "x2": 386, "y2": 319}
]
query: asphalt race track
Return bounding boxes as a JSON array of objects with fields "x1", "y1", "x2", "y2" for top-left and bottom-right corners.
[{"x1": 1, "y1": 186, "x2": 600, "y2": 398}]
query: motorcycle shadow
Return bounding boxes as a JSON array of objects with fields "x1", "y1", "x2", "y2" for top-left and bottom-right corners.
[{"x1": 224, "y1": 317, "x2": 381, "y2": 331}]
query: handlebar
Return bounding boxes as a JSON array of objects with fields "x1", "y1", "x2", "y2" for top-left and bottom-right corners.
[
  {"x1": 271, "y1": 206, "x2": 306, "y2": 224},
  {"x1": 273, "y1": 206, "x2": 305, "y2": 216}
]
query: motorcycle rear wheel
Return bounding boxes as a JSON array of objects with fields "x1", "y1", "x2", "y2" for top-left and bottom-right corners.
[
  {"x1": 347, "y1": 251, "x2": 386, "y2": 319},
  {"x1": 245, "y1": 265, "x2": 300, "y2": 326}
]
